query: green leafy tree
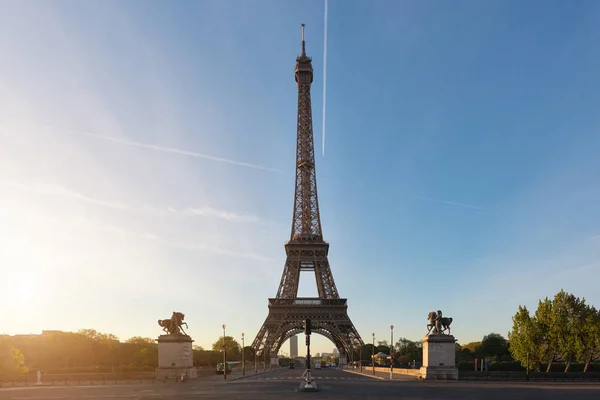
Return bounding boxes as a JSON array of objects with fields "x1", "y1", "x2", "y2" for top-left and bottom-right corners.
[
  {"x1": 357, "y1": 344, "x2": 375, "y2": 362},
  {"x1": 0, "y1": 336, "x2": 29, "y2": 377},
  {"x1": 477, "y1": 333, "x2": 510, "y2": 362},
  {"x1": 123, "y1": 336, "x2": 157, "y2": 368},
  {"x1": 534, "y1": 297, "x2": 562, "y2": 372},
  {"x1": 212, "y1": 336, "x2": 241, "y2": 359},
  {"x1": 509, "y1": 290, "x2": 594, "y2": 372},
  {"x1": 242, "y1": 346, "x2": 255, "y2": 362},
  {"x1": 551, "y1": 290, "x2": 586, "y2": 372},
  {"x1": 394, "y1": 338, "x2": 422, "y2": 364},
  {"x1": 576, "y1": 305, "x2": 600, "y2": 372},
  {"x1": 508, "y1": 305, "x2": 541, "y2": 371},
  {"x1": 126, "y1": 337, "x2": 155, "y2": 345},
  {"x1": 462, "y1": 341, "x2": 481, "y2": 354},
  {"x1": 456, "y1": 344, "x2": 474, "y2": 363}
]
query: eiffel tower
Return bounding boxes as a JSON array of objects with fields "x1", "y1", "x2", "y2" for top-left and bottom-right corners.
[{"x1": 252, "y1": 25, "x2": 363, "y2": 363}]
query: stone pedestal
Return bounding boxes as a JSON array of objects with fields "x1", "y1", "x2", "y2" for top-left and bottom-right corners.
[
  {"x1": 419, "y1": 334, "x2": 458, "y2": 380},
  {"x1": 155, "y1": 335, "x2": 197, "y2": 380}
]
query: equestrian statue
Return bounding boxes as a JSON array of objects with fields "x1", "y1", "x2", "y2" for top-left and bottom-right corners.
[
  {"x1": 426, "y1": 310, "x2": 453, "y2": 335},
  {"x1": 158, "y1": 311, "x2": 189, "y2": 336}
]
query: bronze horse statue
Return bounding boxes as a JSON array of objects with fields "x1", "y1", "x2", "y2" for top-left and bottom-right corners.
[
  {"x1": 158, "y1": 311, "x2": 188, "y2": 335},
  {"x1": 426, "y1": 310, "x2": 453, "y2": 335}
]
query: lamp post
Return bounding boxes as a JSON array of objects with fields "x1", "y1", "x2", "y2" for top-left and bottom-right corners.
[
  {"x1": 360, "y1": 345, "x2": 363, "y2": 373},
  {"x1": 242, "y1": 333, "x2": 245, "y2": 376},
  {"x1": 390, "y1": 325, "x2": 394, "y2": 379},
  {"x1": 372, "y1": 333, "x2": 375, "y2": 375},
  {"x1": 222, "y1": 324, "x2": 227, "y2": 380},
  {"x1": 254, "y1": 345, "x2": 258, "y2": 373}
]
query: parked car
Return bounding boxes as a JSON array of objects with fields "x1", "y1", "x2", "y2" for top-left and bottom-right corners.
[{"x1": 216, "y1": 362, "x2": 232, "y2": 374}]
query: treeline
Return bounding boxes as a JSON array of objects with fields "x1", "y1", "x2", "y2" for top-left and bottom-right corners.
[
  {"x1": 509, "y1": 289, "x2": 600, "y2": 372},
  {"x1": 0, "y1": 330, "x2": 256, "y2": 379},
  {"x1": 351, "y1": 338, "x2": 423, "y2": 366}
]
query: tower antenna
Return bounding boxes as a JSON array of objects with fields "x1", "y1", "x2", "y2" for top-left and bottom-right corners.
[{"x1": 301, "y1": 24, "x2": 306, "y2": 55}]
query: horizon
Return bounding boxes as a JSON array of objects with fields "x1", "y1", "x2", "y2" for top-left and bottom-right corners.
[{"x1": 1, "y1": 1, "x2": 599, "y2": 356}]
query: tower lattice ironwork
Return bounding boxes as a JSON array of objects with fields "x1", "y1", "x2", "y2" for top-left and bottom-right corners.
[{"x1": 252, "y1": 25, "x2": 363, "y2": 363}]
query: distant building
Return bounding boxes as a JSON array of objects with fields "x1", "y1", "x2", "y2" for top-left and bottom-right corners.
[
  {"x1": 332, "y1": 348, "x2": 339, "y2": 356},
  {"x1": 290, "y1": 335, "x2": 298, "y2": 358}
]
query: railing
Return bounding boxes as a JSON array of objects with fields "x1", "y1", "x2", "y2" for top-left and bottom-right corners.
[
  {"x1": 269, "y1": 298, "x2": 347, "y2": 306},
  {"x1": 459, "y1": 371, "x2": 600, "y2": 382},
  {"x1": 0, "y1": 377, "x2": 157, "y2": 387}
]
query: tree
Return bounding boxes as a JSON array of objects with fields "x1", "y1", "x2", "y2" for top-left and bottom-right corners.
[
  {"x1": 212, "y1": 336, "x2": 241, "y2": 359},
  {"x1": 0, "y1": 336, "x2": 29, "y2": 377},
  {"x1": 509, "y1": 290, "x2": 594, "y2": 372},
  {"x1": 394, "y1": 338, "x2": 422, "y2": 364},
  {"x1": 508, "y1": 305, "x2": 540, "y2": 371},
  {"x1": 534, "y1": 296, "x2": 562, "y2": 372},
  {"x1": 551, "y1": 290, "x2": 586, "y2": 372},
  {"x1": 126, "y1": 337, "x2": 155, "y2": 345},
  {"x1": 192, "y1": 345, "x2": 205, "y2": 351},
  {"x1": 357, "y1": 344, "x2": 375, "y2": 362},
  {"x1": 477, "y1": 333, "x2": 510, "y2": 362},
  {"x1": 456, "y1": 344, "x2": 474, "y2": 363},
  {"x1": 78, "y1": 329, "x2": 120, "y2": 370},
  {"x1": 576, "y1": 305, "x2": 600, "y2": 372},
  {"x1": 462, "y1": 342, "x2": 481, "y2": 354},
  {"x1": 242, "y1": 346, "x2": 255, "y2": 362},
  {"x1": 123, "y1": 336, "x2": 157, "y2": 368}
]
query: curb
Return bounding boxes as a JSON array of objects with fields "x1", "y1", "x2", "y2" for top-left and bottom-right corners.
[{"x1": 342, "y1": 369, "x2": 385, "y2": 380}]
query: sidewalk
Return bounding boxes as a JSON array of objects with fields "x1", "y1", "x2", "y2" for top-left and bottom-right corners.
[{"x1": 343, "y1": 368, "x2": 418, "y2": 381}]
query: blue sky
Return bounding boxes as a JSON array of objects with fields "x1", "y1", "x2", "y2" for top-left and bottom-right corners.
[{"x1": 1, "y1": 0, "x2": 599, "y2": 355}]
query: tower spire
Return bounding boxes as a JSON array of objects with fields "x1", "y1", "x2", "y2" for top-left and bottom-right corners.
[
  {"x1": 292, "y1": 24, "x2": 319, "y2": 241},
  {"x1": 301, "y1": 23, "x2": 306, "y2": 56}
]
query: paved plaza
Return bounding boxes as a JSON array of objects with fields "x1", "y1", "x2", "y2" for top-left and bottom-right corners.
[{"x1": 2, "y1": 368, "x2": 600, "y2": 400}]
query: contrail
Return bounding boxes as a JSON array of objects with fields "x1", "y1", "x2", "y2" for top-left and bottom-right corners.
[
  {"x1": 84, "y1": 132, "x2": 280, "y2": 172},
  {"x1": 321, "y1": 0, "x2": 328, "y2": 157}
]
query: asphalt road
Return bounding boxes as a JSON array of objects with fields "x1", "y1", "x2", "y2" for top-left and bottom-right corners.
[{"x1": 2, "y1": 367, "x2": 600, "y2": 399}]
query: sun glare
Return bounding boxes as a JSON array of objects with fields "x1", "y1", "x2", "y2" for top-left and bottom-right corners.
[{"x1": 4, "y1": 272, "x2": 39, "y2": 306}]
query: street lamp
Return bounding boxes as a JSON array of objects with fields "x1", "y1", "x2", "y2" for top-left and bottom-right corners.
[
  {"x1": 264, "y1": 345, "x2": 267, "y2": 372},
  {"x1": 222, "y1": 324, "x2": 227, "y2": 380},
  {"x1": 360, "y1": 344, "x2": 363, "y2": 373},
  {"x1": 254, "y1": 344, "x2": 258, "y2": 374},
  {"x1": 242, "y1": 332, "x2": 245, "y2": 376},
  {"x1": 390, "y1": 325, "x2": 394, "y2": 379},
  {"x1": 372, "y1": 332, "x2": 375, "y2": 375}
]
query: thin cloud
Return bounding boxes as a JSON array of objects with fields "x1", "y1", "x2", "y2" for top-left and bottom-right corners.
[
  {"x1": 1, "y1": 180, "x2": 263, "y2": 223},
  {"x1": 178, "y1": 206, "x2": 260, "y2": 223},
  {"x1": 0, "y1": 180, "x2": 128, "y2": 210},
  {"x1": 411, "y1": 195, "x2": 487, "y2": 210},
  {"x1": 140, "y1": 231, "x2": 271, "y2": 261},
  {"x1": 84, "y1": 132, "x2": 280, "y2": 172}
]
